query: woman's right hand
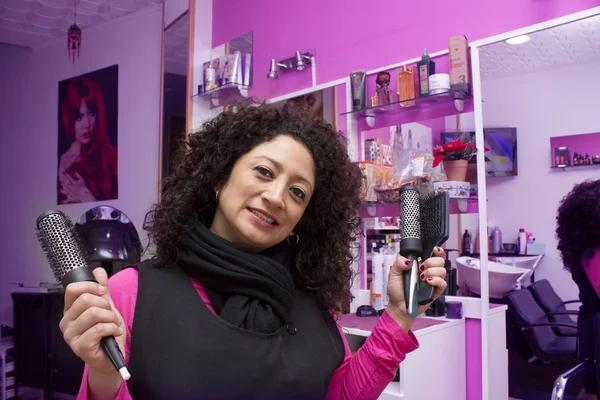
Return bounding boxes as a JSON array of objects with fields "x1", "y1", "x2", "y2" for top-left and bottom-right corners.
[{"x1": 59, "y1": 267, "x2": 127, "y2": 377}]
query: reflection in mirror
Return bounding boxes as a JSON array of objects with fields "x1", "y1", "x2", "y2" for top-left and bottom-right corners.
[
  {"x1": 271, "y1": 87, "x2": 336, "y2": 127},
  {"x1": 476, "y1": 14, "x2": 600, "y2": 399},
  {"x1": 162, "y1": 11, "x2": 189, "y2": 179},
  {"x1": 202, "y1": 31, "x2": 253, "y2": 94}
]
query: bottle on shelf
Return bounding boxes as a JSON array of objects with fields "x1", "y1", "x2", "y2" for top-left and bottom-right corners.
[
  {"x1": 518, "y1": 228, "x2": 527, "y2": 255},
  {"x1": 371, "y1": 249, "x2": 385, "y2": 310},
  {"x1": 417, "y1": 48, "x2": 435, "y2": 96},
  {"x1": 382, "y1": 246, "x2": 397, "y2": 306},
  {"x1": 461, "y1": 229, "x2": 472, "y2": 256},
  {"x1": 397, "y1": 65, "x2": 416, "y2": 107},
  {"x1": 491, "y1": 226, "x2": 502, "y2": 254}
]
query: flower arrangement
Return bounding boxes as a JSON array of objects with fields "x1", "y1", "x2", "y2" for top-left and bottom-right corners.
[{"x1": 432, "y1": 132, "x2": 490, "y2": 168}]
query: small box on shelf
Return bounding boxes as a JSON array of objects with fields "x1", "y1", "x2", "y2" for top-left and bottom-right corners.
[{"x1": 433, "y1": 181, "x2": 470, "y2": 199}]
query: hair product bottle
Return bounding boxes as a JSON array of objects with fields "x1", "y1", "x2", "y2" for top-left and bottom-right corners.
[
  {"x1": 383, "y1": 247, "x2": 397, "y2": 306},
  {"x1": 371, "y1": 250, "x2": 384, "y2": 310},
  {"x1": 518, "y1": 228, "x2": 527, "y2": 255},
  {"x1": 397, "y1": 65, "x2": 416, "y2": 107},
  {"x1": 461, "y1": 229, "x2": 471, "y2": 256},
  {"x1": 417, "y1": 48, "x2": 436, "y2": 96}
]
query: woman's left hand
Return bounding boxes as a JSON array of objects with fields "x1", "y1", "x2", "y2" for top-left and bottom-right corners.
[
  {"x1": 59, "y1": 172, "x2": 97, "y2": 203},
  {"x1": 385, "y1": 247, "x2": 447, "y2": 331}
]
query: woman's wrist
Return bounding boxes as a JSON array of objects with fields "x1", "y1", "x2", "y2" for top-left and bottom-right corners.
[
  {"x1": 385, "y1": 305, "x2": 414, "y2": 333},
  {"x1": 88, "y1": 368, "x2": 122, "y2": 400}
]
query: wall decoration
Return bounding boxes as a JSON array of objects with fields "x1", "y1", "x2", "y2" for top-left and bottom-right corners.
[{"x1": 57, "y1": 65, "x2": 118, "y2": 204}]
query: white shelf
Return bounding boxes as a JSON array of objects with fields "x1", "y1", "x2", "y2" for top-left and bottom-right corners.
[{"x1": 381, "y1": 381, "x2": 402, "y2": 399}]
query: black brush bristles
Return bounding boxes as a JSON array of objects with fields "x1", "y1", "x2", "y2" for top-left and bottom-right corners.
[
  {"x1": 420, "y1": 190, "x2": 450, "y2": 260},
  {"x1": 416, "y1": 190, "x2": 450, "y2": 305}
]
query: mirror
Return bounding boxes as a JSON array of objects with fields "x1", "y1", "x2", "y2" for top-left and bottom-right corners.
[
  {"x1": 201, "y1": 31, "x2": 254, "y2": 97},
  {"x1": 161, "y1": 11, "x2": 189, "y2": 180},
  {"x1": 466, "y1": 13, "x2": 600, "y2": 304}
]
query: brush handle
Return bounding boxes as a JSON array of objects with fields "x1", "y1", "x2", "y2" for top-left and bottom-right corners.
[
  {"x1": 418, "y1": 277, "x2": 437, "y2": 305},
  {"x1": 403, "y1": 254, "x2": 420, "y2": 318}
]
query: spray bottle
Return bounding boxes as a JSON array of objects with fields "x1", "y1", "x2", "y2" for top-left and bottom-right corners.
[{"x1": 371, "y1": 249, "x2": 384, "y2": 310}]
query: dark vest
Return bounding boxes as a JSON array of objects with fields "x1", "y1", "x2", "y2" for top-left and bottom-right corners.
[
  {"x1": 127, "y1": 262, "x2": 345, "y2": 400},
  {"x1": 572, "y1": 267, "x2": 600, "y2": 393}
]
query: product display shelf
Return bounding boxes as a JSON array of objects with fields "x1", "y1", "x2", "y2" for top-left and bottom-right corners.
[
  {"x1": 360, "y1": 197, "x2": 479, "y2": 218},
  {"x1": 340, "y1": 90, "x2": 471, "y2": 118},
  {"x1": 191, "y1": 82, "x2": 250, "y2": 103},
  {"x1": 551, "y1": 163, "x2": 600, "y2": 170}
]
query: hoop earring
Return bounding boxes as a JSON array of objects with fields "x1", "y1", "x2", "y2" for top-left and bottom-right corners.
[
  {"x1": 215, "y1": 190, "x2": 219, "y2": 202},
  {"x1": 287, "y1": 232, "x2": 300, "y2": 245}
]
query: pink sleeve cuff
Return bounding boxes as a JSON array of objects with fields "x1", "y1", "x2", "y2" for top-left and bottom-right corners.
[
  {"x1": 368, "y1": 311, "x2": 419, "y2": 365},
  {"x1": 325, "y1": 311, "x2": 419, "y2": 400}
]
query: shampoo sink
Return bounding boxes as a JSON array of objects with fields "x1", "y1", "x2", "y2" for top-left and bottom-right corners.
[{"x1": 455, "y1": 256, "x2": 529, "y2": 299}]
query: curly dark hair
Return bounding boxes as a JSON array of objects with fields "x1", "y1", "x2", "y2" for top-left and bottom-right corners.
[
  {"x1": 144, "y1": 102, "x2": 364, "y2": 311},
  {"x1": 556, "y1": 179, "x2": 600, "y2": 273}
]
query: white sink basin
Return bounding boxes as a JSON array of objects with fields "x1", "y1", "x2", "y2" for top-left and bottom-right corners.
[{"x1": 455, "y1": 256, "x2": 530, "y2": 298}]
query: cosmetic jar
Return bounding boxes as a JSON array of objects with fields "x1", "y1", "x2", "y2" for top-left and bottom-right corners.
[
  {"x1": 446, "y1": 301, "x2": 463, "y2": 319},
  {"x1": 428, "y1": 73, "x2": 450, "y2": 95}
]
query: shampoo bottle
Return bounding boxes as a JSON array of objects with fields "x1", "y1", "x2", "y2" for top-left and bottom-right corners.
[
  {"x1": 491, "y1": 227, "x2": 502, "y2": 254},
  {"x1": 461, "y1": 229, "x2": 471, "y2": 256},
  {"x1": 417, "y1": 48, "x2": 436, "y2": 96},
  {"x1": 518, "y1": 228, "x2": 527, "y2": 255},
  {"x1": 383, "y1": 247, "x2": 397, "y2": 307},
  {"x1": 371, "y1": 250, "x2": 384, "y2": 310}
]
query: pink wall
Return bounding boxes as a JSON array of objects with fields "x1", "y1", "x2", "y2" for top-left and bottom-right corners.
[
  {"x1": 0, "y1": 7, "x2": 163, "y2": 325},
  {"x1": 213, "y1": 0, "x2": 598, "y2": 101}
]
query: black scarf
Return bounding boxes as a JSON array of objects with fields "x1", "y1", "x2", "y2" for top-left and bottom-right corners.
[{"x1": 176, "y1": 222, "x2": 295, "y2": 334}]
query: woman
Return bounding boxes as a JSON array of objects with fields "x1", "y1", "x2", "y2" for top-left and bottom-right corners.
[
  {"x1": 556, "y1": 179, "x2": 600, "y2": 398},
  {"x1": 58, "y1": 75, "x2": 118, "y2": 204},
  {"x1": 60, "y1": 103, "x2": 447, "y2": 400}
]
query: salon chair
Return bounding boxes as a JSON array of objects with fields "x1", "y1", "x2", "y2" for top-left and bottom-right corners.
[
  {"x1": 529, "y1": 279, "x2": 581, "y2": 337},
  {"x1": 551, "y1": 312, "x2": 600, "y2": 400},
  {"x1": 504, "y1": 288, "x2": 582, "y2": 398},
  {"x1": 505, "y1": 288, "x2": 578, "y2": 363}
]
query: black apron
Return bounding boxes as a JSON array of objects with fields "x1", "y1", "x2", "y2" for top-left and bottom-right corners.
[
  {"x1": 127, "y1": 261, "x2": 345, "y2": 399},
  {"x1": 572, "y1": 267, "x2": 600, "y2": 394}
]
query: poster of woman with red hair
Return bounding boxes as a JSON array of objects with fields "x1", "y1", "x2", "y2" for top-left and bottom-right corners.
[{"x1": 57, "y1": 65, "x2": 118, "y2": 204}]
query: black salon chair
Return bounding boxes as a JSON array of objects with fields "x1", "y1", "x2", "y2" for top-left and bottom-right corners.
[
  {"x1": 529, "y1": 279, "x2": 581, "y2": 337},
  {"x1": 504, "y1": 288, "x2": 578, "y2": 363},
  {"x1": 551, "y1": 312, "x2": 600, "y2": 400}
]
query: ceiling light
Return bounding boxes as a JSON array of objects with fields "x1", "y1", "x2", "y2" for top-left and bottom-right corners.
[{"x1": 506, "y1": 35, "x2": 531, "y2": 45}]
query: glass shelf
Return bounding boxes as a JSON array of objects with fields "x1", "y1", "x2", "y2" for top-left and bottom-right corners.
[
  {"x1": 192, "y1": 82, "x2": 250, "y2": 101},
  {"x1": 360, "y1": 196, "x2": 479, "y2": 218},
  {"x1": 551, "y1": 163, "x2": 599, "y2": 170},
  {"x1": 340, "y1": 90, "x2": 471, "y2": 117}
]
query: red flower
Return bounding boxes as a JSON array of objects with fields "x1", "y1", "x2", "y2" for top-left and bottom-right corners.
[{"x1": 432, "y1": 140, "x2": 490, "y2": 168}]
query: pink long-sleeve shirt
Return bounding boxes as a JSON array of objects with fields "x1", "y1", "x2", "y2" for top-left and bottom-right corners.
[{"x1": 77, "y1": 268, "x2": 419, "y2": 399}]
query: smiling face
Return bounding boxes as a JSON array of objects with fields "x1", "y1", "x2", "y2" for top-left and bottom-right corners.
[
  {"x1": 210, "y1": 135, "x2": 316, "y2": 252},
  {"x1": 74, "y1": 99, "x2": 97, "y2": 145}
]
